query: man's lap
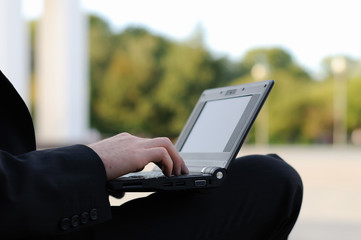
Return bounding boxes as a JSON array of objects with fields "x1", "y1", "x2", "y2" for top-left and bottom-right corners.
[{"x1": 93, "y1": 154, "x2": 303, "y2": 240}]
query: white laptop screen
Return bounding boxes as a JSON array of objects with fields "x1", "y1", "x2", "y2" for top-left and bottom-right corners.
[{"x1": 180, "y1": 95, "x2": 252, "y2": 153}]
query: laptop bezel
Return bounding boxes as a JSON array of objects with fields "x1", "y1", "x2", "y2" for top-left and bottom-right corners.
[{"x1": 175, "y1": 80, "x2": 274, "y2": 170}]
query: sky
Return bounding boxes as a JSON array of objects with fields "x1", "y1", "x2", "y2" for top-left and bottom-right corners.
[{"x1": 22, "y1": 0, "x2": 361, "y2": 77}]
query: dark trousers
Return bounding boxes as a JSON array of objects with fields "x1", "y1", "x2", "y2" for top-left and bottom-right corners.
[{"x1": 64, "y1": 154, "x2": 303, "y2": 240}]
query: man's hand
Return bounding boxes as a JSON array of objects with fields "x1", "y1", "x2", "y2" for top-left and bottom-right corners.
[{"x1": 88, "y1": 133, "x2": 189, "y2": 180}]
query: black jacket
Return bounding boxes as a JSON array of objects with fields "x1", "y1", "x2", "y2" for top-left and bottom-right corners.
[{"x1": 0, "y1": 70, "x2": 111, "y2": 238}]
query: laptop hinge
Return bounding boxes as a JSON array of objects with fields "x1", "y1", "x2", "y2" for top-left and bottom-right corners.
[
  {"x1": 153, "y1": 165, "x2": 225, "y2": 177},
  {"x1": 201, "y1": 166, "x2": 223, "y2": 175}
]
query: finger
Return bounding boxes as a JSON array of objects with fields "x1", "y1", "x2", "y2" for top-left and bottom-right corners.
[
  {"x1": 140, "y1": 147, "x2": 173, "y2": 176},
  {"x1": 142, "y1": 137, "x2": 188, "y2": 176},
  {"x1": 180, "y1": 160, "x2": 189, "y2": 175},
  {"x1": 166, "y1": 145, "x2": 189, "y2": 175}
]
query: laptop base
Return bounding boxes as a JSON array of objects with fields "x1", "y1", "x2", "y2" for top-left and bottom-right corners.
[{"x1": 107, "y1": 168, "x2": 226, "y2": 193}]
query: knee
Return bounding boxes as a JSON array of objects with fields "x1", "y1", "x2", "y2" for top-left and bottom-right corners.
[
  {"x1": 224, "y1": 154, "x2": 303, "y2": 238},
  {"x1": 228, "y1": 154, "x2": 303, "y2": 194}
]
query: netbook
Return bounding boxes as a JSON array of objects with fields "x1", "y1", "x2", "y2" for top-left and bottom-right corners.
[{"x1": 107, "y1": 80, "x2": 274, "y2": 195}]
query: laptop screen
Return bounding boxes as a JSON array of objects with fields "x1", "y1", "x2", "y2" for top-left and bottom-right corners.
[{"x1": 180, "y1": 95, "x2": 252, "y2": 153}]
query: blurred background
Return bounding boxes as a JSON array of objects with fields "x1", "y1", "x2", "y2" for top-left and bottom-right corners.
[{"x1": 1, "y1": 0, "x2": 361, "y2": 239}]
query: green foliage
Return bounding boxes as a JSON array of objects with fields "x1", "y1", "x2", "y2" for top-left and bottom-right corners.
[
  {"x1": 240, "y1": 48, "x2": 310, "y2": 79},
  {"x1": 231, "y1": 63, "x2": 327, "y2": 144},
  {"x1": 89, "y1": 19, "x2": 228, "y2": 137},
  {"x1": 92, "y1": 26, "x2": 167, "y2": 135},
  {"x1": 348, "y1": 76, "x2": 361, "y2": 130},
  {"x1": 25, "y1": 14, "x2": 361, "y2": 144},
  {"x1": 89, "y1": 16, "x2": 115, "y2": 130},
  {"x1": 87, "y1": 15, "x2": 361, "y2": 144}
]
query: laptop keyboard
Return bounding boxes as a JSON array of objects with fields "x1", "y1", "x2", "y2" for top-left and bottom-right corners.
[
  {"x1": 121, "y1": 170, "x2": 205, "y2": 180},
  {"x1": 122, "y1": 171, "x2": 165, "y2": 179}
]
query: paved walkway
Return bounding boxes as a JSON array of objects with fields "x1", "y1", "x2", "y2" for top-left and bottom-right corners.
[
  {"x1": 243, "y1": 145, "x2": 361, "y2": 240},
  {"x1": 110, "y1": 145, "x2": 361, "y2": 239}
]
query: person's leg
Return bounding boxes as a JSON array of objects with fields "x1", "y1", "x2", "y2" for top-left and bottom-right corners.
[{"x1": 94, "y1": 154, "x2": 303, "y2": 240}]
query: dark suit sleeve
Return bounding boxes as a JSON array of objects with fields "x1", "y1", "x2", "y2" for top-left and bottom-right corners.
[{"x1": 0, "y1": 144, "x2": 112, "y2": 238}]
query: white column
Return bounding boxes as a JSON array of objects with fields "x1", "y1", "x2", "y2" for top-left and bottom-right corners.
[
  {"x1": 0, "y1": 0, "x2": 29, "y2": 105},
  {"x1": 36, "y1": 0, "x2": 90, "y2": 145}
]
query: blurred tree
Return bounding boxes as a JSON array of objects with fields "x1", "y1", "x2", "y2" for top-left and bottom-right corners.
[
  {"x1": 267, "y1": 71, "x2": 334, "y2": 144},
  {"x1": 152, "y1": 40, "x2": 220, "y2": 137},
  {"x1": 87, "y1": 15, "x2": 361, "y2": 144},
  {"x1": 92, "y1": 27, "x2": 167, "y2": 135},
  {"x1": 25, "y1": 15, "x2": 361, "y2": 144},
  {"x1": 321, "y1": 56, "x2": 361, "y2": 143},
  {"x1": 89, "y1": 15, "x2": 115, "y2": 130},
  {"x1": 91, "y1": 25, "x2": 233, "y2": 138},
  {"x1": 231, "y1": 48, "x2": 330, "y2": 144},
  {"x1": 240, "y1": 48, "x2": 310, "y2": 79},
  {"x1": 348, "y1": 76, "x2": 361, "y2": 132},
  {"x1": 321, "y1": 55, "x2": 358, "y2": 78}
]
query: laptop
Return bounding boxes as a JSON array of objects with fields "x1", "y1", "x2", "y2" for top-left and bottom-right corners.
[{"x1": 107, "y1": 79, "x2": 274, "y2": 195}]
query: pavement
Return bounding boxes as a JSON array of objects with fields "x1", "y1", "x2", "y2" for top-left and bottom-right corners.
[{"x1": 109, "y1": 145, "x2": 361, "y2": 239}]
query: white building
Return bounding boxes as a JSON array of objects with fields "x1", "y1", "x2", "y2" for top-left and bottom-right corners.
[{"x1": 0, "y1": 0, "x2": 93, "y2": 146}]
